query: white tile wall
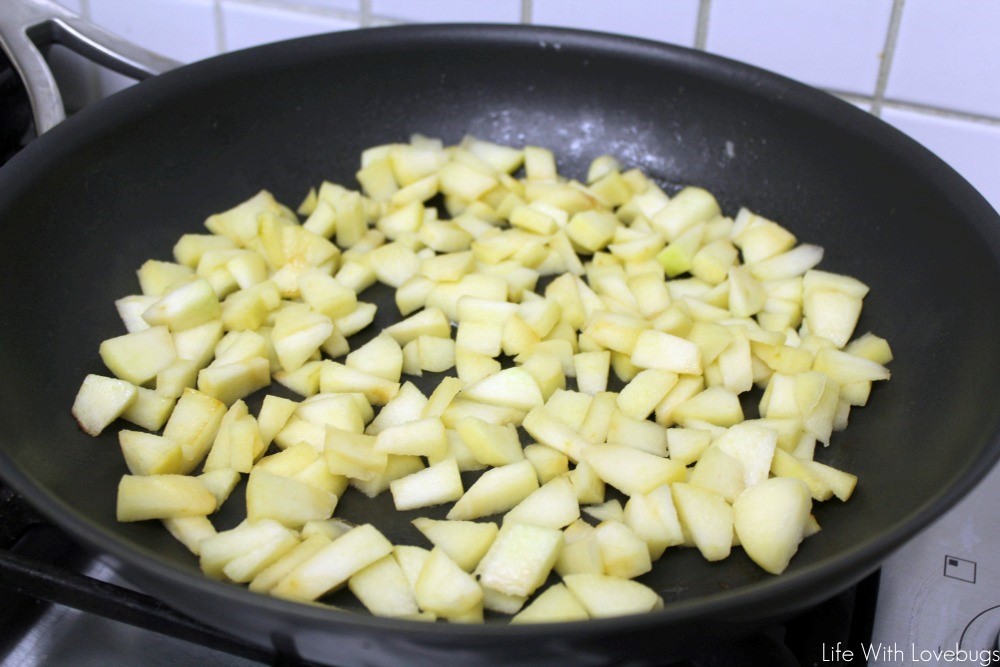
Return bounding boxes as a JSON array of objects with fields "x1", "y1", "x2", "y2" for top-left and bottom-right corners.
[
  {"x1": 885, "y1": 0, "x2": 1000, "y2": 119},
  {"x1": 705, "y1": 0, "x2": 893, "y2": 96},
  {"x1": 89, "y1": 0, "x2": 218, "y2": 62},
  {"x1": 33, "y1": 0, "x2": 1000, "y2": 213},
  {"x1": 88, "y1": 0, "x2": 218, "y2": 96},
  {"x1": 221, "y1": 2, "x2": 357, "y2": 52},
  {"x1": 371, "y1": 0, "x2": 521, "y2": 24},
  {"x1": 531, "y1": 0, "x2": 700, "y2": 47}
]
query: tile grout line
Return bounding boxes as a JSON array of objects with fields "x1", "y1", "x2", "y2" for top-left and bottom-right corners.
[
  {"x1": 521, "y1": 0, "x2": 533, "y2": 24},
  {"x1": 77, "y1": 0, "x2": 102, "y2": 101},
  {"x1": 871, "y1": 0, "x2": 905, "y2": 118},
  {"x1": 879, "y1": 98, "x2": 1000, "y2": 126},
  {"x1": 824, "y1": 88, "x2": 1000, "y2": 126},
  {"x1": 695, "y1": 0, "x2": 711, "y2": 50},
  {"x1": 214, "y1": 0, "x2": 228, "y2": 54},
  {"x1": 360, "y1": 0, "x2": 372, "y2": 28}
]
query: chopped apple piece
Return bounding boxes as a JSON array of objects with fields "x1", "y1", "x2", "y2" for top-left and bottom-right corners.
[
  {"x1": 414, "y1": 547, "x2": 483, "y2": 619},
  {"x1": 116, "y1": 474, "x2": 217, "y2": 522},
  {"x1": 623, "y1": 485, "x2": 684, "y2": 559},
  {"x1": 504, "y1": 475, "x2": 580, "y2": 529},
  {"x1": 521, "y1": 406, "x2": 589, "y2": 462},
  {"x1": 733, "y1": 477, "x2": 812, "y2": 574},
  {"x1": 162, "y1": 388, "x2": 226, "y2": 470},
  {"x1": 319, "y1": 361, "x2": 400, "y2": 406},
  {"x1": 246, "y1": 468, "x2": 337, "y2": 528},
  {"x1": 119, "y1": 430, "x2": 183, "y2": 476},
  {"x1": 671, "y1": 482, "x2": 733, "y2": 561},
  {"x1": 453, "y1": 417, "x2": 524, "y2": 467},
  {"x1": 100, "y1": 326, "x2": 176, "y2": 386},
  {"x1": 476, "y1": 522, "x2": 563, "y2": 597},
  {"x1": 447, "y1": 460, "x2": 539, "y2": 520},
  {"x1": 271, "y1": 306, "x2": 334, "y2": 373},
  {"x1": 523, "y1": 443, "x2": 569, "y2": 483},
  {"x1": 142, "y1": 278, "x2": 221, "y2": 332},
  {"x1": 511, "y1": 583, "x2": 590, "y2": 623},
  {"x1": 461, "y1": 367, "x2": 544, "y2": 413},
  {"x1": 412, "y1": 517, "x2": 499, "y2": 572},
  {"x1": 163, "y1": 516, "x2": 216, "y2": 556},
  {"x1": 72, "y1": 374, "x2": 137, "y2": 436},
  {"x1": 562, "y1": 573, "x2": 663, "y2": 618},
  {"x1": 389, "y1": 458, "x2": 464, "y2": 511},
  {"x1": 582, "y1": 444, "x2": 686, "y2": 496},
  {"x1": 346, "y1": 333, "x2": 403, "y2": 382},
  {"x1": 374, "y1": 417, "x2": 447, "y2": 458},
  {"x1": 348, "y1": 555, "x2": 421, "y2": 618},
  {"x1": 271, "y1": 524, "x2": 394, "y2": 602},
  {"x1": 593, "y1": 520, "x2": 652, "y2": 579}
]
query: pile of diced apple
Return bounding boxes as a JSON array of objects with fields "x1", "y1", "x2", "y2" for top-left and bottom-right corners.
[{"x1": 71, "y1": 132, "x2": 892, "y2": 623}]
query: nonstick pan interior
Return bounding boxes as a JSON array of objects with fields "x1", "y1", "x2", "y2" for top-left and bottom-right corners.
[{"x1": 1, "y1": 25, "x2": 999, "y2": 665}]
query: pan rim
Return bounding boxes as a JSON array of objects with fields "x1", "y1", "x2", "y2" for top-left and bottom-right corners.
[{"x1": 2, "y1": 21, "x2": 1000, "y2": 648}]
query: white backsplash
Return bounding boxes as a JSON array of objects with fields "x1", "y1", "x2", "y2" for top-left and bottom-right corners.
[{"x1": 54, "y1": 0, "x2": 1000, "y2": 213}]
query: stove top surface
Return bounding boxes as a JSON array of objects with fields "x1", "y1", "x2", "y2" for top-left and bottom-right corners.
[{"x1": 870, "y1": 461, "x2": 1000, "y2": 666}]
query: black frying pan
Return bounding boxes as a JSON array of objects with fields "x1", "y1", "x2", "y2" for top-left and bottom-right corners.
[{"x1": 1, "y1": 17, "x2": 1000, "y2": 667}]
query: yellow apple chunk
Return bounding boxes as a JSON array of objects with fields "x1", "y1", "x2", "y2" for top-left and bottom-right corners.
[
  {"x1": 475, "y1": 522, "x2": 564, "y2": 598},
  {"x1": 116, "y1": 474, "x2": 217, "y2": 522},
  {"x1": 72, "y1": 374, "x2": 137, "y2": 436},
  {"x1": 733, "y1": 477, "x2": 812, "y2": 574}
]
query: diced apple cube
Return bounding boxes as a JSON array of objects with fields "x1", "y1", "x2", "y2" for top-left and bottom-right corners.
[
  {"x1": 476, "y1": 522, "x2": 563, "y2": 597},
  {"x1": 630, "y1": 329, "x2": 701, "y2": 375},
  {"x1": 511, "y1": 583, "x2": 590, "y2": 624},
  {"x1": 271, "y1": 306, "x2": 334, "y2": 373},
  {"x1": 582, "y1": 444, "x2": 686, "y2": 496},
  {"x1": 100, "y1": 326, "x2": 176, "y2": 386},
  {"x1": 162, "y1": 388, "x2": 226, "y2": 469},
  {"x1": 72, "y1": 374, "x2": 137, "y2": 436},
  {"x1": 412, "y1": 517, "x2": 499, "y2": 572},
  {"x1": 389, "y1": 458, "x2": 464, "y2": 510},
  {"x1": 319, "y1": 361, "x2": 400, "y2": 406},
  {"x1": 733, "y1": 477, "x2": 812, "y2": 574},
  {"x1": 671, "y1": 482, "x2": 733, "y2": 561},
  {"x1": 562, "y1": 573, "x2": 663, "y2": 618},
  {"x1": 374, "y1": 417, "x2": 447, "y2": 458},
  {"x1": 271, "y1": 524, "x2": 394, "y2": 602},
  {"x1": 672, "y1": 387, "x2": 744, "y2": 427},
  {"x1": 504, "y1": 475, "x2": 580, "y2": 529},
  {"x1": 447, "y1": 460, "x2": 539, "y2": 520},
  {"x1": 118, "y1": 430, "x2": 183, "y2": 476},
  {"x1": 414, "y1": 548, "x2": 484, "y2": 619},
  {"x1": 116, "y1": 474, "x2": 217, "y2": 522},
  {"x1": 142, "y1": 278, "x2": 221, "y2": 332},
  {"x1": 348, "y1": 555, "x2": 421, "y2": 618},
  {"x1": 454, "y1": 416, "x2": 524, "y2": 467},
  {"x1": 461, "y1": 367, "x2": 544, "y2": 413},
  {"x1": 246, "y1": 468, "x2": 337, "y2": 528}
]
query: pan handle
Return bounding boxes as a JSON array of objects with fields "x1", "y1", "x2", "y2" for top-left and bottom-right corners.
[{"x1": 0, "y1": 0, "x2": 181, "y2": 135}]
